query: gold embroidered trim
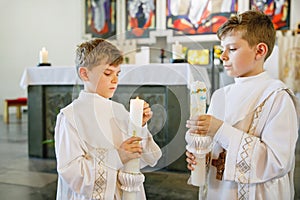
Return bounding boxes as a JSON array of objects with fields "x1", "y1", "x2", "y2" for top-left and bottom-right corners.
[
  {"x1": 236, "y1": 134, "x2": 255, "y2": 200},
  {"x1": 92, "y1": 148, "x2": 107, "y2": 200},
  {"x1": 236, "y1": 101, "x2": 265, "y2": 200}
]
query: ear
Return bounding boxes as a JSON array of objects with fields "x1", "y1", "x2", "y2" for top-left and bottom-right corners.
[
  {"x1": 255, "y1": 43, "x2": 268, "y2": 60},
  {"x1": 78, "y1": 67, "x2": 89, "y2": 81}
]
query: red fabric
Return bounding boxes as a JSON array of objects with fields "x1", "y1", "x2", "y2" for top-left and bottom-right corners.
[{"x1": 6, "y1": 98, "x2": 27, "y2": 105}]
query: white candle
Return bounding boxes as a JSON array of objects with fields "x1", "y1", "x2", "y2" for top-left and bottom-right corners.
[
  {"x1": 188, "y1": 81, "x2": 211, "y2": 187},
  {"x1": 172, "y1": 41, "x2": 183, "y2": 60},
  {"x1": 191, "y1": 155, "x2": 206, "y2": 186},
  {"x1": 129, "y1": 97, "x2": 144, "y2": 134},
  {"x1": 124, "y1": 97, "x2": 144, "y2": 173},
  {"x1": 122, "y1": 97, "x2": 144, "y2": 200},
  {"x1": 190, "y1": 81, "x2": 206, "y2": 119},
  {"x1": 39, "y1": 47, "x2": 48, "y2": 64}
]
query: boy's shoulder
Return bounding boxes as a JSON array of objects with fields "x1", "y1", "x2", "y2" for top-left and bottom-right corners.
[
  {"x1": 211, "y1": 77, "x2": 286, "y2": 97},
  {"x1": 261, "y1": 78, "x2": 286, "y2": 97},
  {"x1": 58, "y1": 102, "x2": 75, "y2": 121},
  {"x1": 59, "y1": 97, "x2": 128, "y2": 118},
  {"x1": 60, "y1": 102, "x2": 73, "y2": 113}
]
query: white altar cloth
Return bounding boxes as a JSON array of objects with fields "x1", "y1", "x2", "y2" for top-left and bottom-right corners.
[
  {"x1": 20, "y1": 66, "x2": 80, "y2": 89},
  {"x1": 20, "y1": 64, "x2": 211, "y2": 90}
]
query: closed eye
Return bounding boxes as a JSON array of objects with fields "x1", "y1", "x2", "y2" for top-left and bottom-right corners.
[
  {"x1": 104, "y1": 71, "x2": 111, "y2": 76},
  {"x1": 104, "y1": 70, "x2": 120, "y2": 77}
]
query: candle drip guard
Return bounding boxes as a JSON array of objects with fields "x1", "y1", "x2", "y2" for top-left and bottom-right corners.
[
  {"x1": 186, "y1": 133, "x2": 212, "y2": 200},
  {"x1": 186, "y1": 133, "x2": 212, "y2": 155},
  {"x1": 118, "y1": 171, "x2": 145, "y2": 192}
]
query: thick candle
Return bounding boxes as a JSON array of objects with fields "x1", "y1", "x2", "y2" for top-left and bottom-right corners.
[
  {"x1": 189, "y1": 81, "x2": 211, "y2": 187},
  {"x1": 190, "y1": 81, "x2": 206, "y2": 119},
  {"x1": 39, "y1": 47, "x2": 48, "y2": 64},
  {"x1": 124, "y1": 97, "x2": 144, "y2": 173},
  {"x1": 129, "y1": 97, "x2": 144, "y2": 133},
  {"x1": 172, "y1": 41, "x2": 183, "y2": 60},
  {"x1": 122, "y1": 97, "x2": 145, "y2": 200}
]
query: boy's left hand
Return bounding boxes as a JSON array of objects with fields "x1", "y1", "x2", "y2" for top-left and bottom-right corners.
[{"x1": 142, "y1": 101, "x2": 152, "y2": 126}]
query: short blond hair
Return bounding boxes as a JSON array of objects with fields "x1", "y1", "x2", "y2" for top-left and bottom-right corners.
[
  {"x1": 217, "y1": 10, "x2": 276, "y2": 60},
  {"x1": 75, "y1": 38, "x2": 123, "y2": 70}
]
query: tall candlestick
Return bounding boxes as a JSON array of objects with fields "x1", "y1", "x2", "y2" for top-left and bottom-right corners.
[
  {"x1": 186, "y1": 81, "x2": 212, "y2": 194},
  {"x1": 39, "y1": 47, "x2": 48, "y2": 64},
  {"x1": 118, "y1": 97, "x2": 145, "y2": 200}
]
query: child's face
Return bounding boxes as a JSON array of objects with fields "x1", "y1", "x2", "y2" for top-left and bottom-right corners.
[
  {"x1": 85, "y1": 64, "x2": 121, "y2": 98},
  {"x1": 220, "y1": 31, "x2": 263, "y2": 78}
]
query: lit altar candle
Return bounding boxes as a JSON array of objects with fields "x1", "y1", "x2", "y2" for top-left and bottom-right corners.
[
  {"x1": 118, "y1": 97, "x2": 145, "y2": 200},
  {"x1": 186, "y1": 81, "x2": 212, "y2": 190},
  {"x1": 39, "y1": 47, "x2": 48, "y2": 64}
]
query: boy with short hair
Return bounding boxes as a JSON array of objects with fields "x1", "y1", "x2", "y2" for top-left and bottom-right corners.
[
  {"x1": 186, "y1": 10, "x2": 299, "y2": 199},
  {"x1": 55, "y1": 38, "x2": 162, "y2": 200}
]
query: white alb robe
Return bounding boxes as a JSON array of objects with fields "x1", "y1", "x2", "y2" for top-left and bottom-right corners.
[
  {"x1": 54, "y1": 91, "x2": 162, "y2": 200},
  {"x1": 206, "y1": 72, "x2": 299, "y2": 200}
]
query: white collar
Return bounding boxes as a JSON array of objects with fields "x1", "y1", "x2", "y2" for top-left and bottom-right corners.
[
  {"x1": 234, "y1": 71, "x2": 270, "y2": 85},
  {"x1": 79, "y1": 90, "x2": 110, "y2": 102}
]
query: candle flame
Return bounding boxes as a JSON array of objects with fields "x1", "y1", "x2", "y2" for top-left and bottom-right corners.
[{"x1": 136, "y1": 96, "x2": 139, "y2": 100}]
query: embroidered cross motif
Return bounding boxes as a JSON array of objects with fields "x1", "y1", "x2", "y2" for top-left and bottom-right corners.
[
  {"x1": 237, "y1": 160, "x2": 250, "y2": 174},
  {"x1": 211, "y1": 149, "x2": 226, "y2": 180},
  {"x1": 92, "y1": 148, "x2": 107, "y2": 200}
]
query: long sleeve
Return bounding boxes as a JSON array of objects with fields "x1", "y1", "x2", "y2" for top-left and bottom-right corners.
[
  {"x1": 214, "y1": 90, "x2": 298, "y2": 183},
  {"x1": 139, "y1": 125, "x2": 162, "y2": 168},
  {"x1": 55, "y1": 112, "x2": 123, "y2": 200}
]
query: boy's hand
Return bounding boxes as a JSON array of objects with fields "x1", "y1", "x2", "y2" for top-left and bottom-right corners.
[
  {"x1": 186, "y1": 151, "x2": 196, "y2": 171},
  {"x1": 118, "y1": 136, "x2": 142, "y2": 164},
  {"x1": 186, "y1": 114, "x2": 223, "y2": 137},
  {"x1": 142, "y1": 101, "x2": 153, "y2": 126}
]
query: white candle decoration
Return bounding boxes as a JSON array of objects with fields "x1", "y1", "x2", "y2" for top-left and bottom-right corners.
[
  {"x1": 119, "y1": 97, "x2": 144, "y2": 200},
  {"x1": 39, "y1": 47, "x2": 48, "y2": 64},
  {"x1": 190, "y1": 81, "x2": 206, "y2": 120},
  {"x1": 186, "y1": 81, "x2": 212, "y2": 188}
]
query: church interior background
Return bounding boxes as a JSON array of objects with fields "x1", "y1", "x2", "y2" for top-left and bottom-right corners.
[{"x1": 0, "y1": 0, "x2": 300, "y2": 199}]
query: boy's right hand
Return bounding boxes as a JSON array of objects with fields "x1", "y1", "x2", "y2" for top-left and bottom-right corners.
[
  {"x1": 186, "y1": 114, "x2": 223, "y2": 137},
  {"x1": 186, "y1": 151, "x2": 197, "y2": 171},
  {"x1": 118, "y1": 136, "x2": 143, "y2": 164}
]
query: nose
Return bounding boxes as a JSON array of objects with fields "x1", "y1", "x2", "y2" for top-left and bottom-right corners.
[
  {"x1": 220, "y1": 50, "x2": 228, "y2": 61},
  {"x1": 112, "y1": 74, "x2": 118, "y2": 83}
]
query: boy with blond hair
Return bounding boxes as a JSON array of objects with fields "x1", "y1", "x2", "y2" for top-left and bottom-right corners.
[{"x1": 55, "y1": 38, "x2": 161, "y2": 200}]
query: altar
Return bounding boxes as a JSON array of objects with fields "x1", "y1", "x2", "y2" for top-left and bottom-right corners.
[{"x1": 20, "y1": 63, "x2": 210, "y2": 171}]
